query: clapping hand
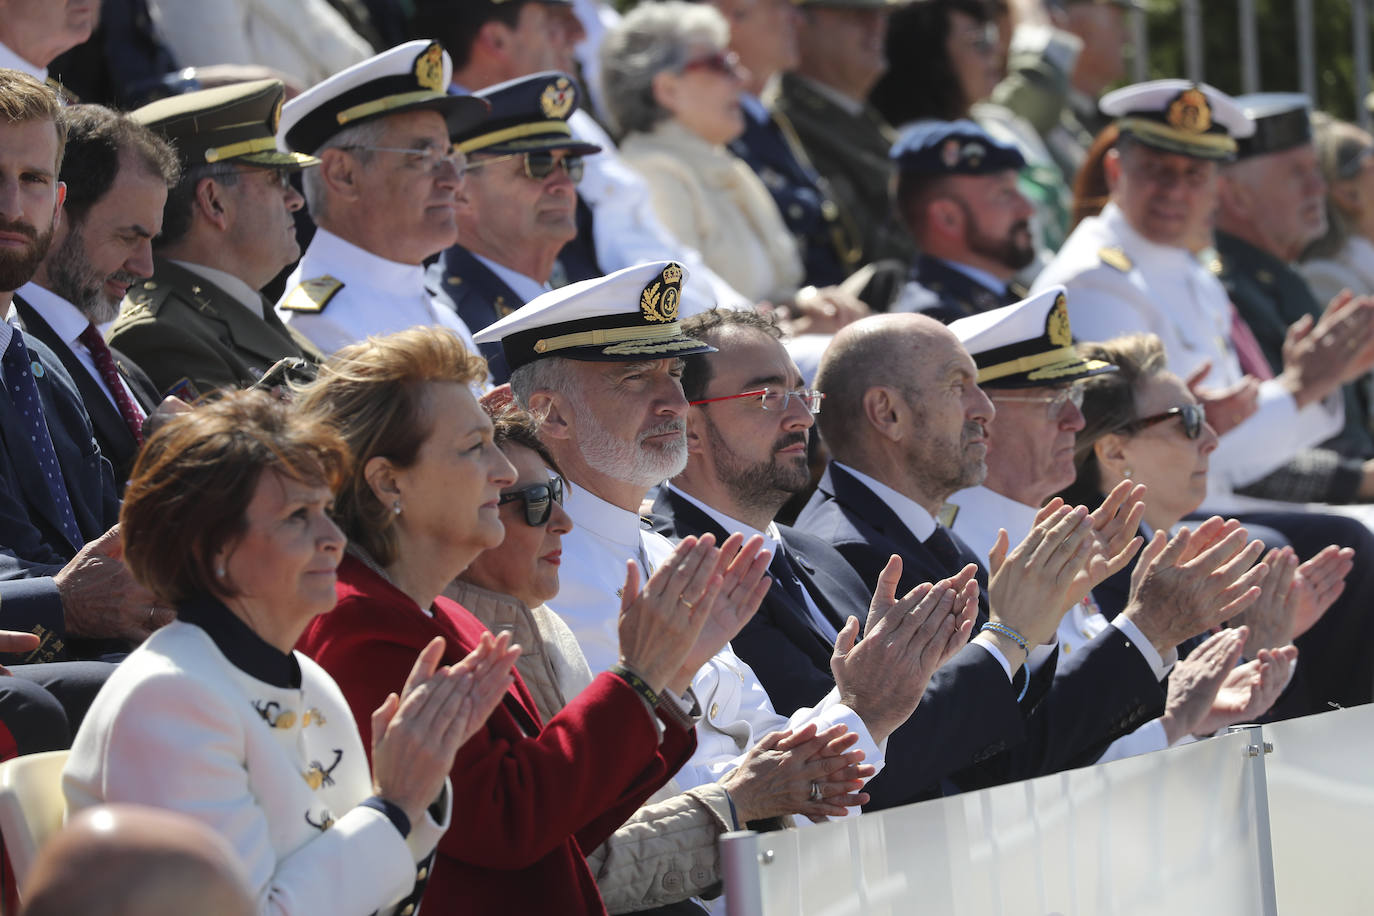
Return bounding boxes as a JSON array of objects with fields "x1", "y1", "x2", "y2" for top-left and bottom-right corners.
[
  {"x1": 720, "y1": 723, "x2": 876, "y2": 824},
  {"x1": 1290, "y1": 544, "x2": 1352, "y2": 639},
  {"x1": 667, "y1": 533, "x2": 772, "y2": 693}
]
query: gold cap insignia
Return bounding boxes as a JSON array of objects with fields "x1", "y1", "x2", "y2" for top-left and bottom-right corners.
[
  {"x1": 1166, "y1": 87, "x2": 1212, "y2": 134},
  {"x1": 941, "y1": 139, "x2": 960, "y2": 168},
  {"x1": 414, "y1": 42, "x2": 445, "y2": 93},
  {"x1": 540, "y1": 77, "x2": 574, "y2": 119},
  {"x1": 269, "y1": 95, "x2": 283, "y2": 133},
  {"x1": 962, "y1": 142, "x2": 985, "y2": 168},
  {"x1": 1047, "y1": 294, "x2": 1072, "y2": 347},
  {"x1": 641, "y1": 262, "x2": 683, "y2": 323}
]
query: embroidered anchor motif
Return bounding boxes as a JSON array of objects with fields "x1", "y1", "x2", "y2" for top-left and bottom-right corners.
[
  {"x1": 303, "y1": 749, "x2": 344, "y2": 791},
  {"x1": 304, "y1": 809, "x2": 335, "y2": 832}
]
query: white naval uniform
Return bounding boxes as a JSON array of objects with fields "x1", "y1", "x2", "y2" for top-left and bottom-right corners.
[
  {"x1": 1031, "y1": 202, "x2": 1344, "y2": 510},
  {"x1": 549, "y1": 483, "x2": 884, "y2": 795},
  {"x1": 947, "y1": 484, "x2": 1183, "y2": 763},
  {"x1": 275, "y1": 228, "x2": 479, "y2": 357}
]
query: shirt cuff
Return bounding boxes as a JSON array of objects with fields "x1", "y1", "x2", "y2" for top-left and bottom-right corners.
[{"x1": 1112, "y1": 617, "x2": 1176, "y2": 680}]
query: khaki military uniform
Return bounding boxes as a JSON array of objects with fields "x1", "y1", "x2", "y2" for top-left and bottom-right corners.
[{"x1": 109, "y1": 258, "x2": 322, "y2": 400}]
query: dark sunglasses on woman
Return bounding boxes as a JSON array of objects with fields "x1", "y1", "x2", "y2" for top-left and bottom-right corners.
[
  {"x1": 1119, "y1": 403, "x2": 1207, "y2": 439},
  {"x1": 498, "y1": 477, "x2": 565, "y2": 527}
]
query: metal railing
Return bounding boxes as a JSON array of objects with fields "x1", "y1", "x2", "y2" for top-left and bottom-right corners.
[{"x1": 1131, "y1": 0, "x2": 1373, "y2": 129}]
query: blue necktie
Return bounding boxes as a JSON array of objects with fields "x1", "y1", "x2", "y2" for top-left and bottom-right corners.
[{"x1": 3, "y1": 329, "x2": 82, "y2": 548}]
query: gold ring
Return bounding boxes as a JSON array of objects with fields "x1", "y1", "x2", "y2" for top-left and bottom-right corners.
[{"x1": 680, "y1": 597, "x2": 696, "y2": 610}]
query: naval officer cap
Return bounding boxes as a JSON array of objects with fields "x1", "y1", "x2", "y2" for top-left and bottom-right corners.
[
  {"x1": 950, "y1": 286, "x2": 1117, "y2": 388},
  {"x1": 890, "y1": 119, "x2": 1026, "y2": 175},
  {"x1": 276, "y1": 40, "x2": 489, "y2": 154},
  {"x1": 454, "y1": 71, "x2": 601, "y2": 157},
  {"x1": 473, "y1": 261, "x2": 716, "y2": 373},
  {"x1": 1234, "y1": 93, "x2": 1313, "y2": 158},
  {"x1": 1100, "y1": 79, "x2": 1253, "y2": 160},
  {"x1": 132, "y1": 79, "x2": 319, "y2": 170}
]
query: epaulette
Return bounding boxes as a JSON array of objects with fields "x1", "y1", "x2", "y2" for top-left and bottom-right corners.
[
  {"x1": 123, "y1": 277, "x2": 175, "y2": 317},
  {"x1": 279, "y1": 276, "x2": 344, "y2": 313},
  {"x1": 1098, "y1": 247, "x2": 1132, "y2": 273}
]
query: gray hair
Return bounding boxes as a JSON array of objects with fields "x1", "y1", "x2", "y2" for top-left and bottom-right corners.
[
  {"x1": 510, "y1": 356, "x2": 580, "y2": 410},
  {"x1": 301, "y1": 119, "x2": 388, "y2": 220},
  {"x1": 1303, "y1": 114, "x2": 1373, "y2": 261},
  {"x1": 599, "y1": 1, "x2": 731, "y2": 137}
]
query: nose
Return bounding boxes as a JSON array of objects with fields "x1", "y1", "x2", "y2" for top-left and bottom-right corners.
[
  {"x1": 784, "y1": 392, "x2": 816, "y2": 430},
  {"x1": 317, "y1": 511, "x2": 346, "y2": 551},
  {"x1": 971, "y1": 383, "x2": 995, "y2": 424},
  {"x1": 658, "y1": 369, "x2": 689, "y2": 417},
  {"x1": 1060, "y1": 399, "x2": 1086, "y2": 433},
  {"x1": 547, "y1": 499, "x2": 573, "y2": 535},
  {"x1": 491, "y1": 446, "x2": 518, "y2": 488},
  {"x1": 0, "y1": 175, "x2": 21, "y2": 218},
  {"x1": 434, "y1": 156, "x2": 463, "y2": 192},
  {"x1": 1198, "y1": 420, "x2": 1220, "y2": 456},
  {"x1": 283, "y1": 183, "x2": 305, "y2": 213},
  {"x1": 128, "y1": 238, "x2": 155, "y2": 279}
]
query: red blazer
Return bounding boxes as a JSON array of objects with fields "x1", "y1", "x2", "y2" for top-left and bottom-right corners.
[{"x1": 298, "y1": 555, "x2": 696, "y2": 916}]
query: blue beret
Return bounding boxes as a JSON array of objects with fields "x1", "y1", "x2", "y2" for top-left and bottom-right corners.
[{"x1": 890, "y1": 120, "x2": 1026, "y2": 175}]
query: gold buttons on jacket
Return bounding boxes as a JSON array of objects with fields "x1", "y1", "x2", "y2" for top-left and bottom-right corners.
[{"x1": 274, "y1": 711, "x2": 297, "y2": 729}]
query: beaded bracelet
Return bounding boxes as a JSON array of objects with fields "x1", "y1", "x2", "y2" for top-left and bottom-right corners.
[
  {"x1": 980, "y1": 620, "x2": 1030, "y2": 655},
  {"x1": 610, "y1": 663, "x2": 660, "y2": 709}
]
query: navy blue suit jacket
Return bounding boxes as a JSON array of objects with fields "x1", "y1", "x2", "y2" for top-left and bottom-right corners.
[
  {"x1": 904, "y1": 254, "x2": 1023, "y2": 324},
  {"x1": 798, "y1": 463, "x2": 1167, "y2": 785},
  {"x1": 729, "y1": 101, "x2": 855, "y2": 288},
  {"x1": 429, "y1": 247, "x2": 525, "y2": 385},
  {"x1": 652, "y1": 487, "x2": 1050, "y2": 809}
]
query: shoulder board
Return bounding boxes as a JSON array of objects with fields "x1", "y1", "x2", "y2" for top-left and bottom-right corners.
[
  {"x1": 122, "y1": 277, "x2": 175, "y2": 317},
  {"x1": 1098, "y1": 247, "x2": 1132, "y2": 273},
  {"x1": 280, "y1": 276, "x2": 344, "y2": 314}
]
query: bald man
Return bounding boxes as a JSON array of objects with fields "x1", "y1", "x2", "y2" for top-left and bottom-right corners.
[{"x1": 22, "y1": 804, "x2": 255, "y2": 916}]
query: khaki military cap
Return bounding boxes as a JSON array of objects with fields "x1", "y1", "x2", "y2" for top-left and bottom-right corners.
[{"x1": 132, "y1": 79, "x2": 318, "y2": 169}]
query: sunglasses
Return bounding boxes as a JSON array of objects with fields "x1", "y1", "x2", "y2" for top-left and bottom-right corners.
[
  {"x1": 1119, "y1": 403, "x2": 1207, "y2": 439},
  {"x1": 497, "y1": 477, "x2": 565, "y2": 527},
  {"x1": 682, "y1": 50, "x2": 741, "y2": 77},
  {"x1": 465, "y1": 150, "x2": 585, "y2": 182}
]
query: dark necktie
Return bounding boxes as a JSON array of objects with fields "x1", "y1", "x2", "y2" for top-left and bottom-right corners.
[
  {"x1": 923, "y1": 525, "x2": 966, "y2": 574},
  {"x1": 2, "y1": 330, "x2": 82, "y2": 548},
  {"x1": 770, "y1": 547, "x2": 819, "y2": 617},
  {"x1": 78, "y1": 323, "x2": 144, "y2": 446}
]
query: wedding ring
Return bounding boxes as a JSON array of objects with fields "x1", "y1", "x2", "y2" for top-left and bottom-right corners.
[
  {"x1": 679, "y1": 596, "x2": 696, "y2": 610},
  {"x1": 808, "y1": 781, "x2": 824, "y2": 802}
]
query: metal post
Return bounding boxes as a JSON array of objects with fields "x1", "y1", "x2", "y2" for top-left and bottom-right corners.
[
  {"x1": 1182, "y1": 0, "x2": 1204, "y2": 82},
  {"x1": 1355, "y1": 0, "x2": 1372, "y2": 131},
  {"x1": 1228, "y1": 724, "x2": 1279, "y2": 916},
  {"x1": 1239, "y1": 0, "x2": 1261, "y2": 93},
  {"x1": 1131, "y1": 5, "x2": 1149, "y2": 83},
  {"x1": 1296, "y1": 0, "x2": 1317, "y2": 101},
  {"x1": 721, "y1": 830, "x2": 766, "y2": 916}
]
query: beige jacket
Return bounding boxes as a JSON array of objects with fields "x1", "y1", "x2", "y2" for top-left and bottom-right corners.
[
  {"x1": 446, "y1": 581, "x2": 736, "y2": 912},
  {"x1": 620, "y1": 120, "x2": 805, "y2": 304}
]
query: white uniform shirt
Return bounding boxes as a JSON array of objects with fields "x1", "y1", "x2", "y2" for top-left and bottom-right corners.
[
  {"x1": 0, "y1": 40, "x2": 44, "y2": 80},
  {"x1": 550, "y1": 482, "x2": 884, "y2": 795},
  {"x1": 947, "y1": 484, "x2": 1180, "y2": 762},
  {"x1": 275, "y1": 228, "x2": 479, "y2": 357},
  {"x1": 11, "y1": 282, "x2": 147, "y2": 420},
  {"x1": 1031, "y1": 202, "x2": 1343, "y2": 508}
]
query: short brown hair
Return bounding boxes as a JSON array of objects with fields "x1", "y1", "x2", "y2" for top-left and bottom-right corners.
[
  {"x1": 0, "y1": 70, "x2": 67, "y2": 171},
  {"x1": 120, "y1": 390, "x2": 350, "y2": 605},
  {"x1": 58, "y1": 105, "x2": 180, "y2": 222},
  {"x1": 296, "y1": 328, "x2": 490, "y2": 567},
  {"x1": 1059, "y1": 333, "x2": 1167, "y2": 506}
]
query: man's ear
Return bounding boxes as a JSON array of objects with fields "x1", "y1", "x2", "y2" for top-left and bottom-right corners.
[
  {"x1": 684, "y1": 406, "x2": 707, "y2": 455},
  {"x1": 927, "y1": 197, "x2": 963, "y2": 240},
  {"x1": 862, "y1": 385, "x2": 908, "y2": 443},
  {"x1": 528, "y1": 389, "x2": 572, "y2": 441},
  {"x1": 194, "y1": 176, "x2": 232, "y2": 231},
  {"x1": 1103, "y1": 147, "x2": 1123, "y2": 193},
  {"x1": 317, "y1": 148, "x2": 362, "y2": 203}
]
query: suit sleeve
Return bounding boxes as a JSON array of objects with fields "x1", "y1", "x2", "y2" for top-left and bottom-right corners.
[{"x1": 313, "y1": 627, "x2": 695, "y2": 871}]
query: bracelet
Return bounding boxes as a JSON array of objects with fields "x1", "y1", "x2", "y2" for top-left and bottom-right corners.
[
  {"x1": 980, "y1": 621, "x2": 1030, "y2": 655},
  {"x1": 656, "y1": 685, "x2": 700, "y2": 732},
  {"x1": 610, "y1": 663, "x2": 660, "y2": 709}
]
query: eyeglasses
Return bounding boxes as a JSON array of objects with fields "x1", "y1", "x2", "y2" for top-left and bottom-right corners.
[
  {"x1": 990, "y1": 385, "x2": 1084, "y2": 420},
  {"x1": 1337, "y1": 145, "x2": 1374, "y2": 180},
  {"x1": 337, "y1": 144, "x2": 467, "y2": 178},
  {"x1": 1118, "y1": 403, "x2": 1208, "y2": 440},
  {"x1": 464, "y1": 150, "x2": 585, "y2": 182},
  {"x1": 497, "y1": 477, "x2": 565, "y2": 527},
  {"x1": 682, "y1": 50, "x2": 741, "y2": 77},
  {"x1": 689, "y1": 387, "x2": 826, "y2": 414}
]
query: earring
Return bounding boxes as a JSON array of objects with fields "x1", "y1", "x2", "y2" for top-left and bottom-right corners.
[
  {"x1": 216, "y1": 566, "x2": 226, "y2": 578},
  {"x1": 1123, "y1": 468, "x2": 1133, "y2": 479},
  {"x1": 392, "y1": 500, "x2": 402, "y2": 516}
]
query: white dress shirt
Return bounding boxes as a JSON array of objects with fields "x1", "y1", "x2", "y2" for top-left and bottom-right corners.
[
  {"x1": 549, "y1": 481, "x2": 884, "y2": 799},
  {"x1": 947, "y1": 484, "x2": 1180, "y2": 762},
  {"x1": 1032, "y1": 202, "x2": 1343, "y2": 510},
  {"x1": 275, "y1": 228, "x2": 479, "y2": 357},
  {"x1": 666, "y1": 484, "x2": 839, "y2": 643},
  {"x1": 471, "y1": 253, "x2": 549, "y2": 304},
  {"x1": 12, "y1": 283, "x2": 145, "y2": 419},
  {"x1": 0, "y1": 40, "x2": 45, "y2": 80}
]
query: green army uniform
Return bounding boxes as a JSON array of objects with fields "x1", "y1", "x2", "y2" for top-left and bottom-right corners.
[
  {"x1": 1215, "y1": 230, "x2": 1374, "y2": 460},
  {"x1": 769, "y1": 72, "x2": 915, "y2": 267},
  {"x1": 110, "y1": 258, "x2": 324, "y2": 399},
  {"x1": 108, "y1": 78, "x2": 320, "y2": 399}
]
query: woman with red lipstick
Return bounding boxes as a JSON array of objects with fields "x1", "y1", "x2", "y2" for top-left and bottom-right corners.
[
  {"x1": 64, "y1": 390, "x2": 519, "y2": 916},
  {"x1": 296, "y1": 329, "x2": 776, "y2": 916}
]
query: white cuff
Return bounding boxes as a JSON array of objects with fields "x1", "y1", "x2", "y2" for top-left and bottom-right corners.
[{"x1": 1112, "y1": 617, "x2": 1176, "y2": 681}]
